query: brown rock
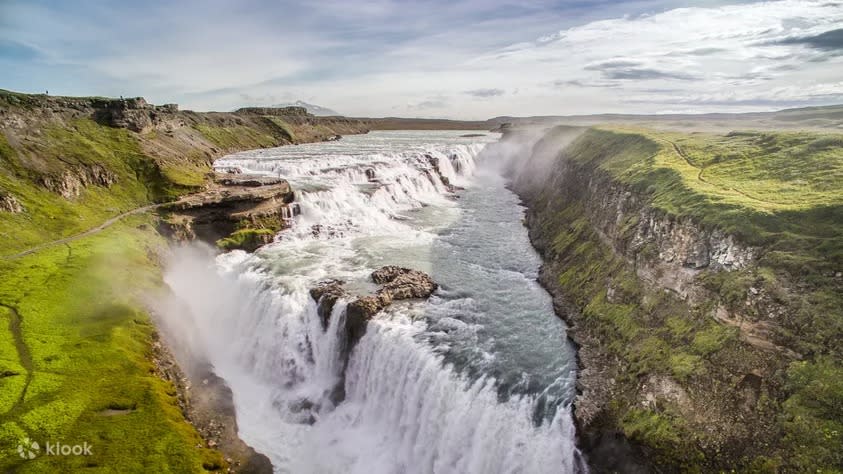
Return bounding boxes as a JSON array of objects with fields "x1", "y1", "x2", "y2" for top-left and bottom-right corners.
[
  {"x1": 345, "y1": 295, "x2": 386, "y2": 345},
  {"x1": 0, "y1": 193, "x2": 22, "y2": 213},
  {"x1": 310, "y1": 280, "x2": 348, "y2": 329},
  {"x1": 372, "y1": 266, "x2": 438, "y2": 300},
  {"x1": 308, "y1": 266, "x2": 437, "y2": 355}
]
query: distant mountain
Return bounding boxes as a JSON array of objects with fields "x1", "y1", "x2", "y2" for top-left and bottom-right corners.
[{"x1": 272, "y1": 100, "x2": 340, "y2": 116}]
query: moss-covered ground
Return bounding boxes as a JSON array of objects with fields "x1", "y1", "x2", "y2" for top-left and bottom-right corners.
[
  {"x1": 216, "y1": 228, "x2": 275, "y2": 252},
  {"x1": 0, "y1": 216, "x2": 224, "y2": 472}
]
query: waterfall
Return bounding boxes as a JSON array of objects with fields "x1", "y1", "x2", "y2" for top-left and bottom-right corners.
[
  {"x1": 165, "y1": 132, "x2": 581, "y2": 474},
  {"x1": 289, "y1": 315, "x2": 580, "y2": 474}
]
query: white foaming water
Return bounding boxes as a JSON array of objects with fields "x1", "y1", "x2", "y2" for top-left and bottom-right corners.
[{"x1": 164, "y1": 131, "x2": 581, "y2": 473}]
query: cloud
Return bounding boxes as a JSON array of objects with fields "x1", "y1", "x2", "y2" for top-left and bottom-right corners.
[
  {"x1": 603, "y1": 68, "x2": 697, "y2": 80},
  {"x1": 684, "y1": 47, "x2": 727, "y2": 56},
  {"x1": 464, "y1": 88, "x2": 505, "y2": 97},
  {"x1": 776, "y1": 28, "x2": 843, "y2": 51},
  {"x1": 1, "y1": 0, "x2": 842, "y2": 117},
  {"x1": 584, "y1": 59, "x2": 641, "y2": 70},
  {"x1": 413, "y1": 99, "x2": 448, "y2": 109},
  {"x1": 584, "y1": 60, "x2": 698, "y2": 81}
]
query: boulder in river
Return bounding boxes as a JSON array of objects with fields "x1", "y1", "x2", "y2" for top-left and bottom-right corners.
[
  {"x1": 372, "y1": 266, "x2": 438, "y2": 300},
  {"x1": 309, "y1": 266, "x2": 438, "y2": 345}
]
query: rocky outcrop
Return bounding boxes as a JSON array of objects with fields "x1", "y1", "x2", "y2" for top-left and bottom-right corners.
[
  {"x1": 39, "y1": 165, "x2": 117, "y2": 199},
  {"x1": 310, "y1": 266, "x2": 438, "y2": 346},
  {"x1": 235, "y1": 106, "x2": 310, "y2": 117},
  {"x1": 92, "y1": 97, "x2": 180, "y2": 133},
  {"x1": 0, "y1": 193, "x2": 22, "y2": 213},
  {"x1": 160, "y1": 173, "x2": 298, "y2": 250},
  {"x1": 424, "y1": 154, "x2": 454, "y2": 191},
  {"x1": 372, "y1": 265, "x2": 438, "y2": 299},
  {"x1": 310, "y1": 280, "x2": 348, "y2": 329}
]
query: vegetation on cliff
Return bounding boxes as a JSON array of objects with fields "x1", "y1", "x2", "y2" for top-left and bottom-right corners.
[
  {"x1": 216, "y1": 228, "x2": 276, "y2": 252},
  {"x1": 516, "y1": 126, "x2": 843, "y2": 471},
  {"x1": 0, "y1": 90, "x2": 369, "y2": 471}
]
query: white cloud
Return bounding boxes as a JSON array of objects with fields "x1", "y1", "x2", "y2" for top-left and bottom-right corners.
[
  {"x1": 280, "y1": 0, "x2": 843, "y2": 117},
  {"x1": 4, "y1": 0, "x2": 843, "y2": 117}
]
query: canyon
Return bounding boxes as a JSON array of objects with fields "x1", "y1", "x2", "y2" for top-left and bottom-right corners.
[{"x1": 1, "y1": 90, "x2": 841, "y2": 473}]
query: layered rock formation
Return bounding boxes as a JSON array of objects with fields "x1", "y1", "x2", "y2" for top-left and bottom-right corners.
[
  {"x1": 38, "y1": 164, "x2": 117, "y2": 199},
  {"x1": 160, "y1": 173, "x2": 299, "y2": 251}
]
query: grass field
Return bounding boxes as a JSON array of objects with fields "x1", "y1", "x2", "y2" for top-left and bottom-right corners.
[{"x1": 0, "y1": 216, "x2": 224, "y2": 472}]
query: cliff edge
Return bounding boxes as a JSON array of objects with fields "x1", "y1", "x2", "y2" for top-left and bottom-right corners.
[{"x1": 509, "y1": 126, "x2": 843, "y2": 472}]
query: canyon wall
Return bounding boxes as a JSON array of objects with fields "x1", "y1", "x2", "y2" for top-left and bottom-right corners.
[{"x1": 508, "y1": 126, "x2": 842, "y2": 472}]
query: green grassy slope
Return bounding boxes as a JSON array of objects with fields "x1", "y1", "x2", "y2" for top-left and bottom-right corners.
[
  {"x1": 0, "y1": 104, "x2": 234, "y2": 470},
  {"x1": 0, "y1": 216, "x2": 224, "y2": 472},
  {"x1": 0, "y1": 90, "x2": 369, "y2": 471},
  {"x1": 522, "y1": 126, "x2": 843, "y2": 471},
  {"x1": 0, "y1": 121, "x2": 165, "y2": 256}
]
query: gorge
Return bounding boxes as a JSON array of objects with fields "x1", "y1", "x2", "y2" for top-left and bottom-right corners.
[
  {"x1": 1, "y1": 90, "x2": 841, "y2": 473},
  {"x1": 159, "y1": 131, "x2": 583, "y2": 473}
]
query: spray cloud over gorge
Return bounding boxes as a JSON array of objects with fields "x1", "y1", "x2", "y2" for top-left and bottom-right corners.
[{"x1": 156, "y1": 131, "x2": 581, "y2": 473}]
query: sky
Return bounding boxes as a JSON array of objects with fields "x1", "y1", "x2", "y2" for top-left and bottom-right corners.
[{"x1": 1, "y1": 0, "x2": 842, "y2": 118}]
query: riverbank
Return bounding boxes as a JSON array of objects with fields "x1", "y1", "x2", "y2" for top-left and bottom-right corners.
[{"x1": 507, "y1": 125, "x2": 843, "y2": 472}]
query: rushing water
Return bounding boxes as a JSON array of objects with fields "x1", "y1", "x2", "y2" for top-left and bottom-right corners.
[{"x1": 164, "y1": 130, "x2": 581, "y2": 473}]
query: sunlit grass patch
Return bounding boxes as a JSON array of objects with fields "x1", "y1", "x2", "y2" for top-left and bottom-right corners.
[{"x1": 0, "y1": 217, "x2": 222, "y2": 472}]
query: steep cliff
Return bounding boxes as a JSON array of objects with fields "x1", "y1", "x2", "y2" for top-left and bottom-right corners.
[
  {"x1": 510, "y1": 126, "x2": 843, "y2": 472},
  {"x1": 0, "y1": 89, "x2": 370, "y2": 256}
]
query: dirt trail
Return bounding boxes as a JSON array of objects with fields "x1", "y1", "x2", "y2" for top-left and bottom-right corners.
[
  {"x1": 3, "y1": 203, "x2": 163, "y2": 261},
  {"x1": 663, "y1": 139, "x2": 775, "y2": 207}
]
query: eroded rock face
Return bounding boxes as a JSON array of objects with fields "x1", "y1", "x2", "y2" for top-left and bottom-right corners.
[
  {"x1": 0, "y1": 193, "x2": 22, "y2": 213},
  {"x1": 310, "y1": 280, "x2": 348, "y2": 329},
  {"x1": 162, "y1": 175, "x2": 295, "y2": 248},
  {"x1": 424, "y1": 154, "x2": 454, "y2": 192},
  {"x1": 584, "y1": 180, "x2": 756, "y2": 274},
  {"x1": 39, "y1": 165, "x2": 117, "y2": 199},
  {"x1": 345, "y1": 295, "x2": 389, "y2": 344}
]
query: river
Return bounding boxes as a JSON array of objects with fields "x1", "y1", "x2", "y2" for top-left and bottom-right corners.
[{"x1": 164, "y1": 130, "x2": 581, "y2": 473}]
